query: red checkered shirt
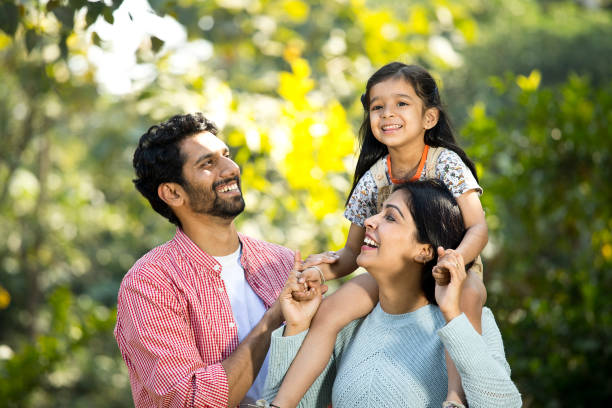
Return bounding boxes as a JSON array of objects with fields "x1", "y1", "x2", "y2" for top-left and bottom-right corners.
[{"x1": 114, "y1": 228, "x2": 294, "y2": 408}]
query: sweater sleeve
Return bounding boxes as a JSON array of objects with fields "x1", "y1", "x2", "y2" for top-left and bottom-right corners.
[
  {"x1": 262, "y1": 320, "x2": 361, "y2": 407},
  {"x1": 437, "y1": 308, "x2": 522, "y2": 408}
]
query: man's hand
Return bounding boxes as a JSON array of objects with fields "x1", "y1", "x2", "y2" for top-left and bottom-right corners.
[{"x1": 280, "y1": 252, "x2": 328, "y2": 335}]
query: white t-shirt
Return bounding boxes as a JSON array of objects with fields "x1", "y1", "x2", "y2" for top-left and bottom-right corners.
[{"x1": 214, "y1": 244, "x2": 269, "y2": 404}]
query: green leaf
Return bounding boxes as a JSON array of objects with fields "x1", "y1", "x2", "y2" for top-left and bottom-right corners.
[
  {"x1": 59, "y1": 31, "x2": 69, "y2": 59},
  {"x1": 46, "y1": 0, "x2": 61, "y2": 12},
  {"x1": 85, "y1": 2, "x2": 105, "y2": 27},
  {"x1": 25, "y1": 29, "x2": 40, "y2": 54},
  {"x1": 0, "y1": 2, "x2": 19, "y2": 36},
  {"x1": 91, "y1": 31, "x2": 102, "y2": 47},
  {"x1": 69, "y1": 0, "x2": 88, "y2": 10},
  {"x1": 53, "y1": 6, "x2": 75, "y2": 30},
  {"x1": 151, "y1": 36, "x2": 164, "y2": 52},
  {"x1": 103, "y1": 8, "x2": 114, "y2": 24}
]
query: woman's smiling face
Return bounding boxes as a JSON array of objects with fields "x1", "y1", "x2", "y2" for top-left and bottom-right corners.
[{"x1": 357, "y1": 189, "x2": 432, "y2": 274}]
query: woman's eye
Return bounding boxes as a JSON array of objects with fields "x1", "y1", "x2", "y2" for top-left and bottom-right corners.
[{"x1": 385, "y1": 214, "x2": 395, "y2": 222}]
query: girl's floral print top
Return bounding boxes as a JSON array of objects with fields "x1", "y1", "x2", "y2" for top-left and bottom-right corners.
[{"x1": 344, "y1": 148, "x2": 482, "y2": 227}]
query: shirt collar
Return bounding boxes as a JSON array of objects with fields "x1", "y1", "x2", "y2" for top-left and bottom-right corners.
[
  {"x1": 173, "y1": 228, "x2": 223, "y2": 274},
  {"x1": 172, "y1": 228, "x2": 256, "y2": 276}
]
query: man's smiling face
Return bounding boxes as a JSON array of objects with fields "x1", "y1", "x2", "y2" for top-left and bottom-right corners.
[{"x1": 179, "y1": 131, "x2": 245, "y2": 219}]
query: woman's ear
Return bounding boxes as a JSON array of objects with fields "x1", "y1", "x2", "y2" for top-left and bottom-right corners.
[
  {"x1": 423, "y1": 107, "x2": 440, "y2": 130},
  {"x1": 415, "y1": 244, "x2": 434, "y2": 264},
  {"x1": 158, "y1": 182, "x2": 185, "y2": 209}
]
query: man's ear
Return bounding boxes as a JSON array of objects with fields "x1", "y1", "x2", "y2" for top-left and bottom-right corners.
[
  {"x1": 158, "y1": 182, "x2": 185, "y2": 209},
  {"x1": 415, "y1": 244, "x2": 434, "y2": 264},
  {"x1": 423, "y1": 107, "x2": 440, "y2": 130}
]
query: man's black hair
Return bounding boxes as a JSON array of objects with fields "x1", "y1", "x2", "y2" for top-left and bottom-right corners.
[{"x1": 133, "y1": 113, "x2": 218, "y2": 227}]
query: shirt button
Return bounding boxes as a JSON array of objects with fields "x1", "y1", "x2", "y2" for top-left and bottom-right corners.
[
  {"x1": 228, "y1": 322, "x2": 235, "y2": 328},
  {"x1": 376, "y1": 174, "x2": 383, "y2": 180},
  {"x1": 213, "y1": 265, "x2": 221, "y2": 271}
]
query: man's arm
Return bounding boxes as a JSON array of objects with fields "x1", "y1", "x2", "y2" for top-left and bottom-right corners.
[
  {"x1": 115, "y1": 269, "x2": 282, "y2": 408},
  {"x1": 221, "y1": 301, "x2": 283, "y2": 407}
]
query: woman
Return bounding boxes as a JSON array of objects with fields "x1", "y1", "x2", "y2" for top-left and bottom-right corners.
[{"x1": 261, "y1": 179, "x2": 521, "y2": 408}]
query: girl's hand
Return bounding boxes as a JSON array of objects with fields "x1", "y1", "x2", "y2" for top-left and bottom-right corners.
[
  {"x1": 280, "y1": 252, "x2": 328, "y2": 335},
  {"x1": 434, "y1": 247, "x2": 467, "y2": 322},
  {"x1": 302, "y1": 251, "x2": 339, "y2": 269}
]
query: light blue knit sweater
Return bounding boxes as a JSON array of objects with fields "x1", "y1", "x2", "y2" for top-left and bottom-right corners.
[{"x1": 263, "y1": 304, "x2": 521, "y2": 408}]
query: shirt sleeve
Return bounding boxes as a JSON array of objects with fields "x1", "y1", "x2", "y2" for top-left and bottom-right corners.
[
  {"x1": 437, "y1": 308, "x2": 522, "y2": 408},
  {"x1": 344, "y1": 171, "x2": 379, "y2": 227},
  {"x1": 115, "y1": 268, "x2": 229, "y2": 408},
  {"x1": 435, "y1": 150, "x2": 483, "y2": 197}
]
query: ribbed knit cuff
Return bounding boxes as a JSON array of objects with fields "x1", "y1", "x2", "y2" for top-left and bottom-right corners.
[
  {"x1": 437, "y1": 313, "x2": 487, "y2": 373},
  {"x1": 262, "y1": 326, "x2": 309, "y2": 402}
]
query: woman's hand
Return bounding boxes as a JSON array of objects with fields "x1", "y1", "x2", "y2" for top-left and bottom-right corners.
[
  {"x1": 434, "y1": 247, "x2": 467, "y2": 322},
  {"x1": 280, "y1": 252, "x2": 328, "y2": 336}
]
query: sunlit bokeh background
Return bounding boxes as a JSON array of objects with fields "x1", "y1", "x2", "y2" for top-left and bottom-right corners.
[{"x1": 1, "y1": 0, "x2": 611, "y2": 406}]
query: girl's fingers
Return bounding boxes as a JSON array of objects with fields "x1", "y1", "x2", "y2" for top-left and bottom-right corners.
[{"x1": 437, "y1": 246, "x2": 445, "y2": 258}]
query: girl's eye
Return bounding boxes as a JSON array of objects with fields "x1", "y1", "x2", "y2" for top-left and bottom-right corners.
[
  {"x1": 370, "y1": 105, "x2": 382, "y2": 111},
  {"x1": 398, "y1": 101, "x2": 408, "y2": 107}
]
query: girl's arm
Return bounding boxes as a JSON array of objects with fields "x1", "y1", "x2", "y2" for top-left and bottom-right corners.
[
  {"x1": 454, "y1": 190, "x2": 488, "y2": 264},
  {"x1": 272, "y1": 273, "x2": 379, "y2": 408},
  {"x1": 303, "y1": 223, "x2": 365, "y2": 281}
]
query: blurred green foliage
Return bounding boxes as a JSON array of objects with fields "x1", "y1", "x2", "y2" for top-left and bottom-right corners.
[{"x1": 0, "y1": 0, "x2": 610, "y2": 406}]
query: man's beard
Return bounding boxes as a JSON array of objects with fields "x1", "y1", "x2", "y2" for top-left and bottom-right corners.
[{"x1": 184, "y1": 177, "x2": 245, "y2": 219}]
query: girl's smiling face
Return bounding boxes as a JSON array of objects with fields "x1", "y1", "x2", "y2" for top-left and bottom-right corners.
[
  {"x1": 368, "y1": 77, "x2": 438, "y2": 150},
  {"x1": 357, "y1": 189, "x2": 433, "y2": 274}
]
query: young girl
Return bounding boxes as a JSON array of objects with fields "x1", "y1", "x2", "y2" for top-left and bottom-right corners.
[{"x1": 271, "y1": 62, "x2": 488, "y2": 408}]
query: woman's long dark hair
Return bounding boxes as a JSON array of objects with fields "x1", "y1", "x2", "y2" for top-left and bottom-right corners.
[
  {"x1": 393, "y1": 180, "x2": 472, "y2": 305},
  {"x1": 346, "y1": 62, "x2": 478, "y2": 205}
]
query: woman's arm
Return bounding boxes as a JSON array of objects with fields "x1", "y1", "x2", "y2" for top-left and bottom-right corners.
[
  {"x1": 438, "y1": 311, "x2": 522, "y2": 408},
  {"x1": 262, "y1": 318, "x2": 362, "y2": 408},
  {"x1": 271, "y1": 274, "x2": 378, "y2": 408},
  {"x1": 435, "y1": 250, "x2": 521, "y2": 408}
]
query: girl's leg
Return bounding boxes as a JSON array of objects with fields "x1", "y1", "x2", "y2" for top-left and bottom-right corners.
[
  {"x1": 272, "y1": 273, "x2": 379, "y2": 408},
  {"x1": 445, "y1": 269, "x2": 486, "y2": 405}
]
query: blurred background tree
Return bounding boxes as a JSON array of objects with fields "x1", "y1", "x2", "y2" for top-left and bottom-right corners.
[{"x1": 0, "y1": 0, "x2": 610, "y2": 406}]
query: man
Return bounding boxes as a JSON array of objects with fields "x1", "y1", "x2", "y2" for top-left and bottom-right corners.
[{"x1": 114, "y1": 113, "x2": 294, "y2": 407}]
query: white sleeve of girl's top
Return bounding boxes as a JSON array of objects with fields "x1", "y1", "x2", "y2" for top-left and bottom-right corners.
[
  {"x1": 343, "y1": 171, "x2": 379, "y2": 227},
  {"x1": 435, "y1": 149, "x2": 483, "y2": 197}
]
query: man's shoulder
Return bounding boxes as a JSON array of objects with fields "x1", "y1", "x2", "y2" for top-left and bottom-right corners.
[
  {"x1": 120, "y1": 239, "x2": 179, "y2": 290},
  {"x1": 239, "y1": 234, "x2": 293, "y2": 259}
]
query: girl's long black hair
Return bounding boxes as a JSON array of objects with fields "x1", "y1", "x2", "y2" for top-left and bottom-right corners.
[{"x1": 346, "y1": 62, "x2": 478, "y2": 205}]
